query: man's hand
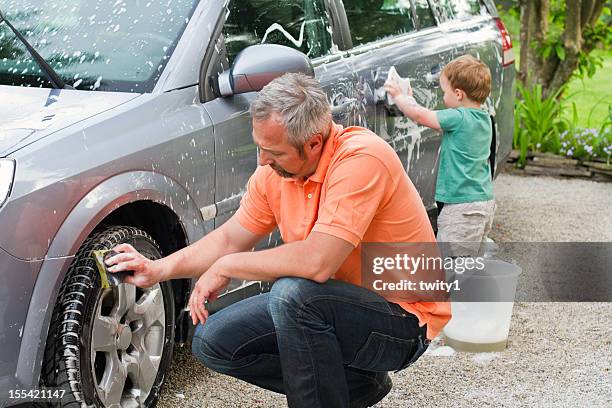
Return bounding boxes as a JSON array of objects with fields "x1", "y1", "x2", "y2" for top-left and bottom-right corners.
[
  {"x1": 188, "y1": 259, "x2": 231, "y2": 326},
  {"x1": 104, "y1": 243, "x2": 167, "y2": 288}
]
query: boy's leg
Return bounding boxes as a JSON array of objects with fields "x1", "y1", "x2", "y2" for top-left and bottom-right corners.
[
  {"x1": 192, "y1": 287, "x2": 424, "y2": 407},
  {"x1": 268, "y1": 278, "x2": 428, "y2": 408},
  {"x1": 436, "y1": 200, "x2": 494, "y2": 256},
  {"x1": 436, "y1": 202, "x2": 450, "y2": 242},
  {"x1": 482, "y1": 199, "x2": 496, "y2": 241}
]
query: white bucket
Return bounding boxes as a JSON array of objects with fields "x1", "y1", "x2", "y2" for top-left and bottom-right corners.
[{"x1": 443, "y1": 259, "x2": 522, "y2": 352}]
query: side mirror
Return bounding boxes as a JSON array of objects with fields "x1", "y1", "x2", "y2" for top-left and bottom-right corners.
[{"x1": 217, "y1": 44, "x2": 314, "y2": 97}]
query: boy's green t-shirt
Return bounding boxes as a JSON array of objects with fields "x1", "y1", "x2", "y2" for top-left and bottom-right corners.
[{"x1": 435, "y1": 107, "x2": 493, "y2": 204}]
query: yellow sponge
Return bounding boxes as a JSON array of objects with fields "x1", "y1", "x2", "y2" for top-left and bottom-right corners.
[{"x1": 93, "y1": 249, "x2": 113, "y2": 289}]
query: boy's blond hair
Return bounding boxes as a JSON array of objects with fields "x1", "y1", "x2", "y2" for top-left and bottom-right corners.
[{"x1": 442, "y1": 55, "x2": 491, "y2": 104}]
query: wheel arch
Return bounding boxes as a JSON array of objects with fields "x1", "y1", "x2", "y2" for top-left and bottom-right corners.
[{"x1": 16, "y1": 170, "x2": 207, "y2": 389}]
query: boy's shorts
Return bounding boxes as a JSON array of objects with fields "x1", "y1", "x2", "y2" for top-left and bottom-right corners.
[{"x1": 436, "y1": 199, "x2": 496, "y2": 256}]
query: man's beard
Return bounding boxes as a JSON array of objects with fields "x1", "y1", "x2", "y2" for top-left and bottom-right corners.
[{"x1": 270, "y1": 164, "x2": 296, "y2": 178}]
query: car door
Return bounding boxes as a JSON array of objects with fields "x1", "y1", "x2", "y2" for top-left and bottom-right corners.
[
  {"x1": 197, "y1": 0, "x2": 337, "y2": 291},
  {"x1": 200, "y1": 0, "x2": 335, "y2": 234},
  {"x1": 337, "y1": 0, "x2": 450, "y2": 213}
]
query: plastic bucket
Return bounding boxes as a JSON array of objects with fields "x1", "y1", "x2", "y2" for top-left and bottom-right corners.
[{"x1": 443, "y1": 259, "x2": 522, "y2": 352}]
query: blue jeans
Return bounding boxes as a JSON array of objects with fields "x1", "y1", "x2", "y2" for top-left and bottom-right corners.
[{"x1": 192, "y1": 278, "x2": 429, "y2": 408}]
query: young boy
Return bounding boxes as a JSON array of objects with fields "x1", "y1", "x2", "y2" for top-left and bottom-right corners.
[{"x1": 384, "y1": 55, "x2": 495, "y2": 256}]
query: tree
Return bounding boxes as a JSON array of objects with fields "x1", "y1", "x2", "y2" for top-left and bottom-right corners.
[{"x1": 517, "y1": 0, "x2": 610, "y2": 98}]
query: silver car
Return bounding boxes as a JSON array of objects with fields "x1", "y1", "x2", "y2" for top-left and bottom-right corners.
[{"x1": 0, "y1": 0, "x2": 515, "y2": 407}]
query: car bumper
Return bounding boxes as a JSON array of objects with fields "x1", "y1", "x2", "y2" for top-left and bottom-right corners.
[{"x1": 0, "y1": 246, "x2": 43, "y2": 406}]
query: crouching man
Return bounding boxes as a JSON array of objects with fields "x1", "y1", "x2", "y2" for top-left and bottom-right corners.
[{"x1": 106, "y1": 73, "x2": 451, "y2": 408}]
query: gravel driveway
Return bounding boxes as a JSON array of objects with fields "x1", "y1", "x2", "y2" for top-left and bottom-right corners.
[{"x1": 157, "y1": 173, "x2": 612, "y2": 407}]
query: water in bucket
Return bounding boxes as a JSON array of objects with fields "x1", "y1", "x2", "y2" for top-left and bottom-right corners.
[{"x1": 443, "y1": 259, "x2": 522, "y2": 352}]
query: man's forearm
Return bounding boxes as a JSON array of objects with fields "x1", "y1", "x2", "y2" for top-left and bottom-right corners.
[
  {"x1": 157, "y1": 228, "x2": 237, "y2": 280},
  {"x1": 218, "y1": 240, "x2": 328, "y2": 283}
]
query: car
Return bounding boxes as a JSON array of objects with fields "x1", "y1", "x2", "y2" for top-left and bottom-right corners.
[{"x1": 0, "y1": 0, "x2": 515, "y2": 406}]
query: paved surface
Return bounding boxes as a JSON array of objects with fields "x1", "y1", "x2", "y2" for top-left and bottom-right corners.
[{"x1": 157, "y1": 173, "x2": 612, "y2": 407}]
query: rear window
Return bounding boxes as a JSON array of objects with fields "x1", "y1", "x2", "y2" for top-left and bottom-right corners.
[
  {"x1": 0, "y1": 0, "x2": 198, "y2": 92},
  {"x1": 433, "y1": 0, "x2": 489, "y2": 22},
  {"x1": 344, "y1": 0, "x2": 417, "y2": 47}
]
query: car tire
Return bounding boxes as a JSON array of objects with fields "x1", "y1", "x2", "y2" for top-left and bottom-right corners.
[{"x1": 40, "y1": 226, "x2": 175, "y2": 407}]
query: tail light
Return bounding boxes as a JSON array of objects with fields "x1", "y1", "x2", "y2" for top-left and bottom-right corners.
[{"x1": 495, "y1": 18, "x2": 515, "y2": 67}]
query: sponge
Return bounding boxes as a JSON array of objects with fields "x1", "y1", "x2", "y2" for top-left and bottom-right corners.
[{"x1": 93, "y1": 249, "x2": 130, "y2": 288}]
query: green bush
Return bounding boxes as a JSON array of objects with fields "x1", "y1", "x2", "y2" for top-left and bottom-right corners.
[{"x1": 513, "y1": 83, "x2": 566, "y2": 166}]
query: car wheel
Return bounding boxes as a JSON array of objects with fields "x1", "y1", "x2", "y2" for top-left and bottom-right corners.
[{"x1": 41, "y1": 226, "x2": 175, "y2": 407}]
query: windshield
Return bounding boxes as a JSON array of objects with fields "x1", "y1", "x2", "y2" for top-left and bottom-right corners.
[{"x1": 0, "y1": 0, "x2": 198, "y2": 92}]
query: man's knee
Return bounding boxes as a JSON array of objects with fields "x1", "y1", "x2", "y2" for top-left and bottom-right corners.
[
  {"x1": 191, "y1": 323, "x2": 215, "y2": 360},
  {"x1": 191, "y1": 321, "x2": 232, "y2": 372},
  {"x1": 268, "y1": 277, "x2": 320, "y2": 310}
]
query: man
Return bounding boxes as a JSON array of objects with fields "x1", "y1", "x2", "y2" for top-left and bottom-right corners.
[{"x1": 105, "y1": 73, "x2": 451, "y2": 408}]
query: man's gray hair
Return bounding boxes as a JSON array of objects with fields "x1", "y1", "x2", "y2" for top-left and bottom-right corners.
[{"x1": 250, "y1": 73, "x2": 332, "y2": 153}]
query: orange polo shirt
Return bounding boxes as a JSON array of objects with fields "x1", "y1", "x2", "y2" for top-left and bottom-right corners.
[{"x1": 236, "y1": 123, "x2": 451, "y2": 339}]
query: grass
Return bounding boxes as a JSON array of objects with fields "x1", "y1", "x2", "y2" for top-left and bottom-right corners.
[
  {"x1": 564, "y1": 49, "x2": 612, "y2": 129},
  {"x1": 498, "y1": 9, "x2": 611, "y2": 130}
]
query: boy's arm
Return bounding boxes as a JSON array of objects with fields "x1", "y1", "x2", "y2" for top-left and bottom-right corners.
[
  {"x1": 384, "y1": 77, "x2": 441, "y2": 130},
  {"x1": 394, "y1": 94, "x2": 441, "y2": 130}
]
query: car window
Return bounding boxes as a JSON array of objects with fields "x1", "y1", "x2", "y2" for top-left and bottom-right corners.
[
  {"x1": 433, "y1": 0, "x2": 488, "y2": 22},
  {"x1": 413, "y1": 0, "x2": 436, "y2": 29},
  {"x1": 0, "y1": 0, "x2": 198, "y2": 92},
  {"x1": 223, "y1": 0, "x2": 333, "y2": 64},
  {"x1": 343, "y1": 0, "x2": 416, "y2": 47}
]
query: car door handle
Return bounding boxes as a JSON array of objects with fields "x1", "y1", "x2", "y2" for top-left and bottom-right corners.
[
  {"x1": 331, "y1": 97, "x2": 357, "y2": 115},
  {"x1": 426, "y1": 65, "x2": 442, "y2": 86},
  {"x1": 426, "y1": 72, "x2": 441, "y2": 83}
]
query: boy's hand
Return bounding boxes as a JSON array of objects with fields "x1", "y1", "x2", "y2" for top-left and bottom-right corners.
[
  {"x1": 384, "y1": 76, "x2": 402, "y2": 99},
  {"x1": 383, "y1": 72, "x2": 441, "y2": 130},
  {"x1": 384, "y1": 74, "x2": 413, "y2": 98},
  {"x1": 385, "y1": 84, "x2": 417, "y2": 110}
]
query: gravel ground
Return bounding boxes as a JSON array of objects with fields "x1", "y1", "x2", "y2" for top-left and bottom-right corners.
[
  {"x1": 157, "y1": 173, "x2": 612, "y2": 407},
  {"x1": 490, "y1": 173, "x2": 612, "y2": 242}
]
